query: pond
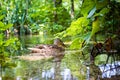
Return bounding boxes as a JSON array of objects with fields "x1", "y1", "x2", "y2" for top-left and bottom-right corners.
[{"x1": 1, "y1": 35, "x2": 120, "y2": 80}]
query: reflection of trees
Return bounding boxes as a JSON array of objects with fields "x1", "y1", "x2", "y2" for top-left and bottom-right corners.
[
  {"x1": 53, "y1": 52, "x2": 65, "y2": 80},
  {"x1": 89, "y1": 63, "x2": 102, "y2": 80},
  {"x1": 41, "y1": 51, "x2": 77, "y2": 80},
  {"x1": 99, "y1": 61, "x2": 120, "y2": 79},
  {"x1": 53, "y1": 52, "x2": 64, "y2": 80},
  {"x1": 42, "y1": 59, "x2": 75, "y2": 80},
  {"x1": 41, "y1": 52, "x2": 64, "y2": 80},
  {"x1": 54, "y1": 61, "x2": 62, "y2": 80}
]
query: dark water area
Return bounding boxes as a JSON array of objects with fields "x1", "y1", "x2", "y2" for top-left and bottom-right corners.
[{"x1": 1, "y1": 35, "x2": 120, "y2": 80}]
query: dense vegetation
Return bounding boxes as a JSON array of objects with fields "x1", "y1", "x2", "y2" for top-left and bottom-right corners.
[{"x1": 0, "y1": 0, "x2": 120, "y2": 79}]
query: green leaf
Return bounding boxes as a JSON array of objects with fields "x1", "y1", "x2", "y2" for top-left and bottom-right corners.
[
  {"x1": 94, "y1": 7, "x2": 110, "y2": 17},
  {"x1": 87, "y1": 6, "x2": 96, "y2": 18},
  {"x1": 4, "y1": 23, "x2": 13, "y2": 30},
  {"x1": 0, "y1": 21, "x2": 4, "y2": 28},
  {"x1": 0, "y1": 34, "x2": 4, "y2": 46},
  {"x1": 0, "y1": 15, "x2": 5, "y2": 20},
  {"x1": 4, "y1": 38, "x2": 16, "y2": 46},
  {"x1": 70, "y1": 38, "x2": 84, "y2": 49},
  {"x1": 81, "y1": 0, "x2": 95, "y2": 16},
  {"x1": 63, "y1": 17, "x2": 89, "y2": 37},
  {"x1": 91, "y1": 17, "x2": 100, "y2": 37},
  {"x1": 0, "y1": 22, "x2": 13, "y2": 31},
  {"x1": 96, "y1": 0, "x2": 109, "y2": 10}
]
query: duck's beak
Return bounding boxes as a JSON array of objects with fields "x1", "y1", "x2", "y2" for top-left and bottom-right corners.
[
  {"x1": 61, "y1": 43, "x2": 66, "y2": 48},
  {"x1": 54, "y1": 38, "x2": 66, "y2": 48}
]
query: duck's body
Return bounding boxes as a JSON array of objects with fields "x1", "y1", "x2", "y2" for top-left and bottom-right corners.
[{"x1": 28, "y1": 38, "x2": 65, "y2": 57}]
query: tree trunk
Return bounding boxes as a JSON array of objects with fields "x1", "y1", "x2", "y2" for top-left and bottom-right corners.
[
  {"x1": 71, "y1": 0, "x2": 74, "y2": 19},
  {"x1": 53, "y1": 0, "x2": 62, "y2": 23}
]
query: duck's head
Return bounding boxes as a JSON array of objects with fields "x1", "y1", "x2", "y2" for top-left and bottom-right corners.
[{"x1": 53, "y1": 38, "x2": 66, "y2": 48}]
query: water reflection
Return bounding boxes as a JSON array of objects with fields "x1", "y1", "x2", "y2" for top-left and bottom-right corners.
[
  {"x1": 41, "y1": 58, "x2": 77, "y2": 80},
  {"x1": 42, "y1": 68, "x2": 77, "y2": 80},
  {"x1": 42, "y1": 68, "x2": 54, "y2": 79},
  {"x1": 1, "y1": 56, "x2": 120, "y2": 80},
  {"x1": 99, "y1": 61, "x2": 120, "y2": 78},
  {"x1": 1, "y1": 35, "x2": 120, "y2": 80},
  {"x1": 85, "y1": 61, "x2": 120, "y2": 80},
  {"x1": 62, "y1": 69, "x2": 72, "y2": 80},
  {"x1": 85, "y1": 62, "x2": 102, "y2": 80},
  {"x1": 13, "y1": 52, "x2": 79, "y2": 80}
]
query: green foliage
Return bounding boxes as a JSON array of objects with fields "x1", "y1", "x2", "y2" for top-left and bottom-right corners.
[
  {"x1": 0, "y1": 15, "x2": 19, "y2": 70},
  {"x1": 0, "y1": 35, "x2": 18, "y2": 68},
  {"x1": 0, "y1": 37, "x2": 18, "y2": 69},
  {"x1": 56, "y1": 7, "x2": 71, "y2": 26},
  {"x1": 94, "y1": 7, "x2": 110, "y2": 17},
  {"x1": 0, "y1": 22, "x2": 13, "y2": 31},
  {"x1": 0, "y1": 0, "x2": 73, "y2": 35},
  {"x1": 81, "y1": 0, "x2": 109, "y2": 16},
  {"x1": 0, "y1": 15, "x2": 5, "y2": 20},
  {"x1": 61, "y1": 0, "x2": 120, "y2": 50},
  {"x1": 62, "y1": 52, "x2": 86, "y2": 79},
  {"x1": 25, "y1": 0, "x2": 70, "y2": 34},
  {"x1": 95, "y1": 0, "x2": 109, "y2": 10},
  {"x1": 81, "y1": 0, "x2": 95, "y2": 16},
  {"x1": 70, "y1": 38, "x2": 84, "y2": 49},
  {"x1": 81, "y1": 0, "x2": 110, "y2": 36},
  {"x1": 61, "y1": 17, "x2": 90, "y2": 49},
  {"x1": 91, "y1": 17, "x2": 100, "y2": 37},
  {"x1": 51, "y1": 24, "x2": 65, "y2": 33},
  {"x1": 63, "y1": 17, "x2": 89, "y2": 37}
]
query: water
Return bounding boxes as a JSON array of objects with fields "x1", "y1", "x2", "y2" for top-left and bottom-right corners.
[
  {"x1": 99, "y1": 61, "x2": 120, "y2": 78},
  {"x1": 12, "y1": 58, "x2": 78, "y2": 80},
  {"x1": 1, "y1": 35, "x2": 120, "y2": 80}
]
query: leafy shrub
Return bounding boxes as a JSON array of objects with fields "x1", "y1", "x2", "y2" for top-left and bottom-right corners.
[{"x1": 0, "y1": 14, "x2": 20, "y2": 70}]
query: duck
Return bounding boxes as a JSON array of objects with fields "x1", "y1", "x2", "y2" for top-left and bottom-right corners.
[{"x1": 28, "y1": 38, "x2": 66, "y2": 57}]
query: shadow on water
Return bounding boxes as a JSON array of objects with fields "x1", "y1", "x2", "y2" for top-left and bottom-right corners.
[{"x1": 0, "y1": 35, "x2": 120, "y2": 80}]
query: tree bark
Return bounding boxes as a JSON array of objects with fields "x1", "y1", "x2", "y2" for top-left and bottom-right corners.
[{"x1": 71, "y1": 0, "x2": 74, "y2": 19}]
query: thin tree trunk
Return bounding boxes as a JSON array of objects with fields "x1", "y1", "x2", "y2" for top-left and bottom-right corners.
[
  {"x1": 71, "y1": 0, "x2": 74, "y2": 19},
  {"x1": 53, "y1": 0, "x2": 62, "y2": 23}
]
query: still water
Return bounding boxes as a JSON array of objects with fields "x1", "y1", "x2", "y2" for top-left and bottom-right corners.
[{"x1": 1, "y1": 35, "x2": 120, "y2": 80}]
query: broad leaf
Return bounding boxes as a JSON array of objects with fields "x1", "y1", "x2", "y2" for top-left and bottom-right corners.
[
  {"x1": 0, "y1": 21, "x2": 4, "y2": 28},
  {"x1": 91, "y1": 17, "x2": 100, "y2": 37},
  {"x1": 63, "y1": 17, "x2": 89, "y2": 37},
  {"x1": 4, "y1": 23, "x2": 13, "y2": 30},
  {"x1": 70, "y1": 38, "x2": 84, "y2": 49},
  {"x1": 81, "y1": 0, "x2": 95, "y2": 16},
  {"x1": 0, "y1": 15, "x2": 5, "y2": 20},
  {"x1": 94, "y1": 7, "x2": 110, "y2": 17}
]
